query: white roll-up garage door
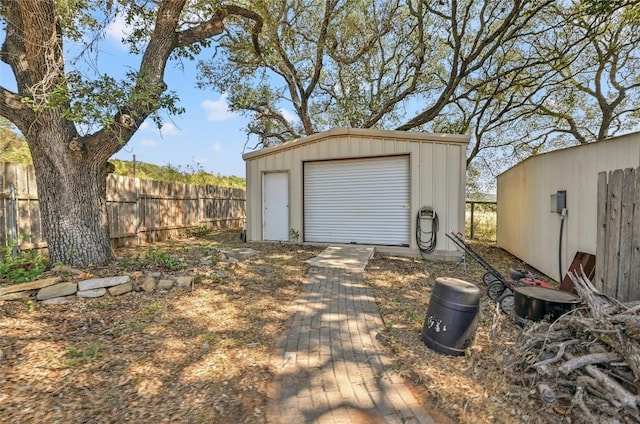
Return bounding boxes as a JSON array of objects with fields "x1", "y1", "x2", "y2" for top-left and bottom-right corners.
[{"x1": 304, "y1": 156, "x2": 410, "y2": 246}]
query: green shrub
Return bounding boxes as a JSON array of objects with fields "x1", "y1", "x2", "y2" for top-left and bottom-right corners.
[
  {"x1": 0, "y1": 242, "x2": 47, "y2": 283},
  {"x1": 118, "y1": 248, "x2": 183, "y2": 271},
  {"x1": 185, "y1": 225, "x2": 212, "y2": 238}
]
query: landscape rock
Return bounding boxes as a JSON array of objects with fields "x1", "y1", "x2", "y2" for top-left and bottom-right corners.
[
  {"x1": 78, "y1": 276, "x2": 130, "y2": 291},
  {"x1": 141, "y1": 277, "x2": 157, "y2": 292},
  {"x1": 215, "y1": 270, "x2": 228, "y2": 279},
  {"x1": 41, "y1": 296, "x2": 73, "y2": 305},
  {"x1": 0, "y1": 277, "x2": 61, "y2": 296},
  {"x1": 220, "y1": 248, "x2": 259, "y2": 259},
  {"x1": 0, "y1": 290, "x2": 37, "y2": 301},
  {"x1": 157, "y1": 279, "x2": 174, "y2": 290},
  {"x1": 4, "y1": 270, "x2": 201, "y2": 304},
  {"x1": 51, "y1": 265, "x2": 85, "y2": 276},
  {"x1": 77, "y1": 288, "x2": 107, "y2": 298},
  {"x1": 37, "y1": 282, "x2": 78, "y2": 301},
  {"x1": 109, "y1": 282, "x2": 133, "y2": 296},
  {"x1": 175, "y1": 276, "x2": 192, "y2": 289}
]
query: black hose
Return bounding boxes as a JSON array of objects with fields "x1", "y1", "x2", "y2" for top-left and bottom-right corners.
[
  {"x1": 559, "y1": 212, "x2": 565, "y2": 283},
  {"x1": 416, "y1": 210, "x2": 438, "y2": 257}
]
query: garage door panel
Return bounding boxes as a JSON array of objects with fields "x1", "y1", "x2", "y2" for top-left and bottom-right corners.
[{"x1": 304, "y1": 156, "x2": 410, "y2": 246}]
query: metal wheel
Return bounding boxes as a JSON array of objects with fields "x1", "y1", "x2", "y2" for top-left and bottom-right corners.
[
  {"x1": 499, "y1": 291, "x2": 515, "y2": 315},
  {"x1": 487, "y1": 281, "x2": 506, "y2": 301},
  {"x1": 483, "y1": 272, "x2": 500, "y2": 286}
]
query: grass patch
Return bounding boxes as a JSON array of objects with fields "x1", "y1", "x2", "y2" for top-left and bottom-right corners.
[
  {"x1": 185, "y1": 225, "x2": 213, "y2": 238},
  {"x1": 465, "y1": 202, "x2": 497, "y2": 241},
  {"x1": 64, "y1": 341, "x2": 102, "y2": 366}
]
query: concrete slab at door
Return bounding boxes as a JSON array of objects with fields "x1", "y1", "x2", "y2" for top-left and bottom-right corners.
[{"x1": 263, "y1": 172, "x2": 289, "y2": 241}]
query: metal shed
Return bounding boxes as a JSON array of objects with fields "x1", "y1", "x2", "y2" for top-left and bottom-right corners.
[
  {"x1": 497, "y1": 132, "x2": 640, "y2": 282},
  {"x1": 242, "y1": 127, "x2": 469, "y2": 259}
]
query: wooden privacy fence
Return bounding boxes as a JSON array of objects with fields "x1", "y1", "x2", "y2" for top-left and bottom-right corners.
[
  {"x1": 595, "y1": 166, "x2": 640, "y2": 302},
  {"x1": 0, "y1": 162, "x2": 246, "y2": 251}
]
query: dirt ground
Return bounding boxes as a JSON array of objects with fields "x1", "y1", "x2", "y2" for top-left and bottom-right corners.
[{"x1": 0, "y1": 230, "x2": 559, "y2": 423}]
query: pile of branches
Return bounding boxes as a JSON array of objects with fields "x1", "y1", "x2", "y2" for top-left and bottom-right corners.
[{"x1": 506, "y1": 272, "x2": 640, "y2": 423}]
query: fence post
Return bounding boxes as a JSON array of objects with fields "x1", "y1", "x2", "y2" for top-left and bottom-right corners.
[
  {"x1": 7, "y1": 184, "x2": 18, "y2": 258},
  {"x1": 470, "y1": 202, "x2": 476, "y2": 240},
  {"x1": 196, "y1": 186, "x2": 201, "y2": 225},
  {"x1": 135, "y1": 176, "x2": 140, "y2": 245}
]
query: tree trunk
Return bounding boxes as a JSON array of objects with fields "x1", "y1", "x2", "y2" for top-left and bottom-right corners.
[
  {"x1": 28, "y1": 123, "x2": 114, "y2": 267},
  {"x1": 1, "y1": 0, "x2": 261, "y2": 267}
]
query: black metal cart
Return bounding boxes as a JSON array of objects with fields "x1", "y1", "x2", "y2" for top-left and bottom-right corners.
[{"x1": 446, "y1": 232, "x2": 551, "y2": 314}]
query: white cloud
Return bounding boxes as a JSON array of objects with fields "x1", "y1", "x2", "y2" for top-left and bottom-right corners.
[
  {"x1": 160, "y1": 123, "x2": 181, "y2": 136},
  {"x1": 141, "y1": 139, "x2": 159, "y2": 147},
  {"x1": 213, "y1": 143, "x2": 223, "y2": 152},
  {"x1": 104, "y1": 14, "x2": 130, "y2": 50},
  {"x1": 279, "y1": 108, "x2": 299, "y2": 123},
  {"x1": 136, "y1": 120, "x2": 179, "y2": 137},
  {"x1": 202, "y1": 95, "x2": 237, "y2": 122}
]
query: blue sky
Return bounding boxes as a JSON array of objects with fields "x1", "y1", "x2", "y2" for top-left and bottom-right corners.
[
  {"x1": 1, "y1": 14, "x2": 265, "y2": 179},
  {"x1": 103, "y1": 16, "x2": 258, "y2": 178}
]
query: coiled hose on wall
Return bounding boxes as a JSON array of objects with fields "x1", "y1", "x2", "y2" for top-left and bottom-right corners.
[{"x1": 416, "y1": 208, "x2": 438, "y2": 257}]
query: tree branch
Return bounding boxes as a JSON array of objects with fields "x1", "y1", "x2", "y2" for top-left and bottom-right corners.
[
  {"x1": 176, "y1": 5, "x2": 263, "y2": 55},
  {"x1": 0, "y1": 87, "x2": 33, "y2": 129}
]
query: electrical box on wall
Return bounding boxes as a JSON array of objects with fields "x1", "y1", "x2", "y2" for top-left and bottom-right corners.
[
  {"x1": 419, "y1": 206, "x2": 435, "y2": 219},
  {"x1": 550, "y1": 190, "x2": 566, "y2": 213}
]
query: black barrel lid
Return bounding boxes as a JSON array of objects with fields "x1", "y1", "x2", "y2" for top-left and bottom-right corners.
[
  {"x1": 435, "y1": 277, "x2": 478, "y2": 292},
  {"x1": 515, "y1": 286, "x2": 579, "y2": 303}
]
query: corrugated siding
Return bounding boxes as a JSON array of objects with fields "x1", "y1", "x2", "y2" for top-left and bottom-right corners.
[
  {"x1": 304, "y1": 156, "x2": 410, "y2": 246},
  {"x1": 497, "y1": 132, "x2": 640, "y2": 280}
]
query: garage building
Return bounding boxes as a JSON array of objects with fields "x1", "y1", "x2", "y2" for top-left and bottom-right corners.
[{"x1": 242, "y1": 127, "x2": 469, "y2": 259}]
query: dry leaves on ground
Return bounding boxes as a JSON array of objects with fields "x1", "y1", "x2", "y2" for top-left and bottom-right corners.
[
  {"x1": 1, "y1": 231, "x2": 322, "y2": 424},
  {"x1": 366, "y1": 242, "x2": 557, "y2": 424},
  {"x1": 1, "y1": 231, "x2": 557, "y2": 423}
]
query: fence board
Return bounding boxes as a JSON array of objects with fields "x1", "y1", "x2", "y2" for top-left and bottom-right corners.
[
  {"x1": 0, "y1": 162, "x2": 245, "y2": 251},
  {"x1": 618, "y1": 168, "x2": 636, "y2": 301},
  {"x1": 604, "y1": 170, "x2": 623, "y2": 298},
  {"x1": 597, "y1": 166, "x2": 640, "y2": 302},
  {"x1": 630, "y1": 170, "x2": 640, "y2": 301},
  {"x1": 595, "y1": 171, "x2": 607, "y2": 292}
]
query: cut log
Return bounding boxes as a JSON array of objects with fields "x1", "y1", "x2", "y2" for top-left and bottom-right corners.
[
  {"x1": 537, "y1": 383, "x2": 557, "y2": 403},
  {"x1": 560, "y1": 352, "x2": 621, "y2": 375},
  {"x1": 533, "y1": 339, "x2": 580, "y2": 369},
  {"x1": 584, "y1": 363, "x2": 638, "y2": 412}
]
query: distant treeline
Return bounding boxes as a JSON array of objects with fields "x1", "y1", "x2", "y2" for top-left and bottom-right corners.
[{"x1": 109, "y1": 160, "x2": 245, "y2": 189}]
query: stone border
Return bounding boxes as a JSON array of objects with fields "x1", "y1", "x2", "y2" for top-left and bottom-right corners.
[
  {"x1": 0, "y1": 274, "x2": 194, "y2": 304},
  {"x1": 0, "y1": 247, "x2": 261, "y2": 304}
]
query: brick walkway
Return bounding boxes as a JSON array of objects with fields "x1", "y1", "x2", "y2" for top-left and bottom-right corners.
[{"x1": 267, "y1": 260, "x2": 436, "y2": 423}]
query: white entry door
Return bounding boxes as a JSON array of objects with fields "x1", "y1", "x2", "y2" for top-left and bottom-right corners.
[{"x1": 263, "y1": 172, "x2": 289, "y2": 241}]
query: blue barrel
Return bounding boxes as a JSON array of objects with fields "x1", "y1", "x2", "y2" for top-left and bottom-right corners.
[{"x1": 421, "y1": 277, "x2": 481, "y2": 356}]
